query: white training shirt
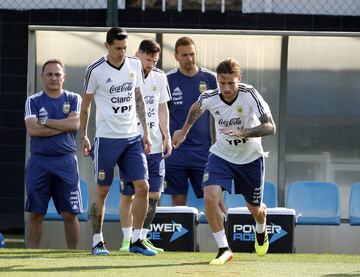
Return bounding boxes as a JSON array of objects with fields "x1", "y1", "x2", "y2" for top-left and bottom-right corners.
[
  {"x1": 139, "y1": 68, "x2": 171, "y2": 154},
  {"x1": 83, "y1": 55, "x2": 143, "y2": 138},
  {"x1": 197, "y1": 83, "x2": 271, "y2": 164}
]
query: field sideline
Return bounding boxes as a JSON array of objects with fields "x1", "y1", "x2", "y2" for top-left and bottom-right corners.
[{"x1": 0, "y1": 249, "x2": 360, "y2": 276}]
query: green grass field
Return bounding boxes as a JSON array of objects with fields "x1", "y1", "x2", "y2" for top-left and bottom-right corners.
[{"x1": 0, "y1": 249, "x2": 359, "y2": 277}]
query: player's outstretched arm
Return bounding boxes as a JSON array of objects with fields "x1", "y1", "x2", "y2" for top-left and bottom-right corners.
[{"x1": 173, "y1": 102, "x2": 204, "y2": 149}]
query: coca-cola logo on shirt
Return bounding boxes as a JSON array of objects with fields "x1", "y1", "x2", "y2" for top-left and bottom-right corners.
[
  {"x1": 218, "y1": 118, "x2": 242, "y2": 127},
  {"x1": 109, "y1": 82, "x2": 133, "y2": 94}
]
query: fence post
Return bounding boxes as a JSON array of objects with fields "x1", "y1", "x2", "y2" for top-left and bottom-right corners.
[{"x1": 107, "y1": 0, "x2": 118, "y2": 27}]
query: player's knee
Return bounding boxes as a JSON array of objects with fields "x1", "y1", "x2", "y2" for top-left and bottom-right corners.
[
  {"x1": 133, "y1": 180, "x2": 149, "y2": 197},
  {"x1": 61, "y1": 212, "x2": 78, "y2": 222}
]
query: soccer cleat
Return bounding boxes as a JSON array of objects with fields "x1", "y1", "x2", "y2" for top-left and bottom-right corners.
[
  {"x1": 255, "y1": 230, "x2": 269, "y2": 257},
  {"x1": 91, "y1": 241, "x2": 110, "y2": 256},
  {"x1": 119, "y1": 238, "x2": 130, "y2": 252},
  {"x1": 129, "y1": 239, "x2": 157, "y2": 256},
  {"x1": 209, "y1": 248, "x2": 234, "y2": 265},
  {"x1": 142, "y1": 238, "x2": 164, "y2": 253}
]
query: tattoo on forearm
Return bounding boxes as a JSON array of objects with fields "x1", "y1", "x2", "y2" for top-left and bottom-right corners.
[
  {"x1": 136, "y1": 92, "x2": 148, "y2": 131},
  {"x1": 244, "y1": 113, "x2": 275, "y2": 138},
  {"x1": 90, "y1": 202, "x2": 102, "y2": 234},
  {"x1": 187, "y1": 105, "x2": 202, "y2": 125}
]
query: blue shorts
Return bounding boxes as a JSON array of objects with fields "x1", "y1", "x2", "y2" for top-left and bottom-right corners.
[
  {"x1": 164, "y1": 148, "x2": 209, "y2": 198},
  {"x1": 122, "y1": 153, "x2": 165, "y2": 196},
  {"x1": 91, "y1": 136, "x2": 148, "y2": 186},
  {"x1": 202, "y1": 154, "x2": 265, "y2": 207},
  {"x1": 25, "y1": 154, "x2": 82, "y2": 215}
]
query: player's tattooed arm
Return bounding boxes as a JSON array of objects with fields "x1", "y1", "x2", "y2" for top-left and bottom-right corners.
[
  {"x1": 220, "y1": 113, "x2": 276, "y2": 138},
  {"x1": 135, "y1": 87, "x2": 152, "y2": 154},
  {"x1": 135, "y1": 87, "x2": 149, "y2": 135}
]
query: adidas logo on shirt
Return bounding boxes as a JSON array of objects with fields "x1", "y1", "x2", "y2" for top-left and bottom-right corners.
[{"x1": 106, "y1": 77, "x2": 113, "y2": 83}]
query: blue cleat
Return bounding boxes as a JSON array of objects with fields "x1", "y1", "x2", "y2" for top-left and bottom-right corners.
[
  {"x1": 92, "y1": 241, "x2": 110, "y2": 256},
  {"x1": 129, "y1": 239, "x2": 157, "y2": 256}
]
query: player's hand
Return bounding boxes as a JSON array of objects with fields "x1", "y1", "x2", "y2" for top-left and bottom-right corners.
[
  {"x1": 81, "y1": 136, "x2": 91, "y2": 157},
  {"x1": 219, "y1": 127, "x2": 242, "y2": 137},
  {"x1": 143, "y1": 133, "x2": 152, "y2": 155},
  {"x1": 163, "y1": 137, "x2": 173, "y2": 159},
  {"x1": 172, "y1": 129, "x2": 186, "y2": 149}
]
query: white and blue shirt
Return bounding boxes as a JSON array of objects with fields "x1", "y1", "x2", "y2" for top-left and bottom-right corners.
[
  {"x1": 167, "y1": 67, "x2": 218, "y2": 151},
  {"x1": 139, "y1": 68, "x2": 171, "y2": 154},
  {"x1": 84, "y1": 55, "x2": 143, "y2": 138},
  {"x1": 197, "y1": 83, "x2": 271, "y2": 164},
  {"x1": 24, "y1": 90, "x2": 81, "y2": 156}
]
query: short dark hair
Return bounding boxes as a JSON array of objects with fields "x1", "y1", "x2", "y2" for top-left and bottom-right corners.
[
  {"x1": 216, "y1": 58, "x2": 243, "y2": 76},
  {"x1": 175, "y1": 36, "x2": 196, "y2": 53},
  {"x1": 42, "y1": 59, "x2": 65, "y2": 73},
  {"x1": 138, "y1": 39, "x2": 161, "y2": 55},
  {"x1": 106, "y1": 27, "x2": 128, "y2": 45}
]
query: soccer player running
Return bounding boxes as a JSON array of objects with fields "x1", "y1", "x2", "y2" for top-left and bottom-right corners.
[
  {"x1": 165, "y1": 37, "x2": 218, "y2": 206},
  {"x1": 24, "y1": 59, "x2": 82, "y2": 249},
  {"x1": 173, "y1": 58, "x2": 276, "y2": 265},
  {"x1": 80, "y1": 27, "x2": 156, "y2": 256},
  {"x1": 119, "y1": 39, "x2": 172, "y2": 253}
]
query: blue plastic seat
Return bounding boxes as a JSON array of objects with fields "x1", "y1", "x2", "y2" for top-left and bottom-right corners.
[
  {"x1": 224, "y1": 181, "x2": 277, "y2": 208},
  {"x1": 158, "y1": 193, "x2": 173, "y2": 206},
  {"x1": 286, "y1": 181, "x2": 340, "y2": 225},
  {"x1": 45, "y1": 179, "x2": 89, "y2": 221},
  {"x1": 349, "y1": 182, "x2": 360, "y2": 225},
  {"x1": 104, "y1": 178, "x2": 121, "y2": 222}
]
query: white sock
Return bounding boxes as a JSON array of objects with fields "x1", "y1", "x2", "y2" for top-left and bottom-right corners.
[
  {"x1": 140, "y1": 228, "x2": 149, "y2": 240},
  {"x1": 256, "y1": 222, "x2": 266, "y2": 234},
  {"x1": 213, "y1": 229, "x2": 228, "y2": 248},
  {"x1": 122, "y1": 227, "x2": 132, "y2": 241},
  {"x1": 131, "y1": 229, "x2": 142, "y2": 243},
  {"x1": 93, "y1": 233, "x2": 104, "y2": 247}
]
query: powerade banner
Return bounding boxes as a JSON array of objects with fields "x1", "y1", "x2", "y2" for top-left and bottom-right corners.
[
  {"x1": 227, "y1": 207, "x2": 295, "y2": 253},
  {"x1": 148, "y1": 207, "x2": 198, "y2": 251}
]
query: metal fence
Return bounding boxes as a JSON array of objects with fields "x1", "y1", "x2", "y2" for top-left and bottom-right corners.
[{"x1": 0, "y1": 0, "x2": 359, "y2": 16}]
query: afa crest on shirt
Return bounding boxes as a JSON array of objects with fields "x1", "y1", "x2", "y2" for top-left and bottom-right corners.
[
  {"x1": 199, "y1": 82, "x2": 207, "y2": 93},
  {"x1": 237, "y1": 105, "x2": 243, "y2": 113},
  {"x1": 152, "y1": 85, "x2": 157, "y2": 91},
  {"x1": 98, "y1": 170, "x2": 105, "y2": 181},
  {"x1": 62, "y1": 102, "x2": 70, "y2": 114},
  {"x1": 129, "y1": 72, "x2": 135, "y2": 80}
]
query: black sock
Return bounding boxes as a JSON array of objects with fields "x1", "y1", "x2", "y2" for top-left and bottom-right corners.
[
  {"x1": 216, "y1": 247, "x2": 230, "y2": 258},
  {"x1": 256, "y1": 232, "x2": 265, "y2": 245}
]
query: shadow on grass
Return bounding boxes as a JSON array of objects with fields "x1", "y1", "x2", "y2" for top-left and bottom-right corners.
[
  {"x1": 322, "y1": 273, "x2": 360, "y2": 277},
  {"x1": 0, "y1": 261, "x2": 210, "y2": 272}
]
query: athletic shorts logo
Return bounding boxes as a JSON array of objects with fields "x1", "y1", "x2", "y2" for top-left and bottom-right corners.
[
  {"x1": 98, "y1": 170, "x2": 105, "y2": 181},
  {"x1": 62, "y1": 102, "x2": 70, "y2": 114},
  {"x1": 120, "y1": 180, "x2": 125, "y2": 191},
  {"x1": 203, "y1": 172, "x2": 209, "y2": 182}
]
